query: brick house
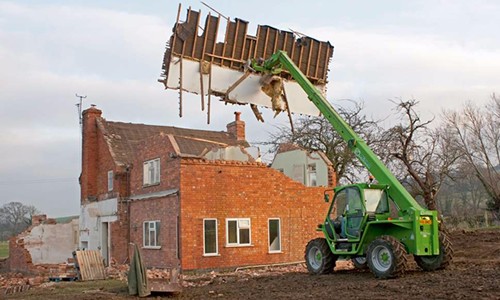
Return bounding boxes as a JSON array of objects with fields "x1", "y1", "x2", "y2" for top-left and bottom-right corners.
[{"x1": 79, "y1": 106, "x2": 332, "y2": 271}]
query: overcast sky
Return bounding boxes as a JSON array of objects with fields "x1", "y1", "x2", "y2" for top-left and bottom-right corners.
[{"x1": 1, "y1": 0, "x2": 499, "y2": 217}]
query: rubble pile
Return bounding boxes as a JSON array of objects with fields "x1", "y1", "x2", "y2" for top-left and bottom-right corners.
[{"x1": 0, "y1": 273, "x2": 46, "y2": 296}]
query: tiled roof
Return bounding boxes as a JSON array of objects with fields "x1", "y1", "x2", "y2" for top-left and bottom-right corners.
[{"x1": 98, "y1": 120, "x2": 249, "y2": 165}]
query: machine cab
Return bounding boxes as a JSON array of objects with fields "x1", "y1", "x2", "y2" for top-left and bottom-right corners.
[{"x1": 325, "y1": 184, "x2": 390, "y2": 241}]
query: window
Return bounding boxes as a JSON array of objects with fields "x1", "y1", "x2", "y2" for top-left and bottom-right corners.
[
  {"x1": 268, "y1": 218, "x2": 281, "y2": 252},
  {"x1": 107, "y1": 170, "x2": 113, "y2": 192},
  {"x1": 308, "y1": 163, "x2": 317, "y2": 186},
  {"x1": 143, "y1": 221, "x2": 160, "y2": 248},
  {"x1": 203, "y1": 219, "x2": 218, "y2": 255},
  {"x1": 226, "y1": 218, "x2": 251, "y2": 246},
  {"x1": 143, "y1": 158, "x2": 160, "y2": 186}
]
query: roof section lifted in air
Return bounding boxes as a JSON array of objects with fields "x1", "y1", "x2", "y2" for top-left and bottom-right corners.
[{"x1": 159, "y1": 4, "x2": 334, "y2": 122}]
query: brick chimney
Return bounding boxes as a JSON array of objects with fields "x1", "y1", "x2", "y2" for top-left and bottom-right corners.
[
  {"x1": 227, "y1": 112, "x2": 245, "y2": 141},
  {"x1": 80, "y1": 105, "x2": 102, "y2": 203}
]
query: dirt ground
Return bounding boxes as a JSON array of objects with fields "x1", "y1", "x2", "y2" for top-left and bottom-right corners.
[{"x1": 5, "y1": 228, "x2": 500, "y2": 300}]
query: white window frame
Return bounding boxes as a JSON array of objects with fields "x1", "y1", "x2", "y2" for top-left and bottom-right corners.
[
  {"x1": 107, "y1": 170, "x2": 113, "y2": 192},
  {"x1": 226, "y1": 218, "x2": 251, "y2": 247},
  {"x1": 143, "y1": 220, "x2": 161, "y2": 249},
  {"x1": 203, "y1": 218, "x2": 219, "y2": 256},
  {"x1": 268, "y1": 218, "x2": 282, "y2": 253},
  {"x1": 143, "y1": 158, "x2": 160, "y2": 186}
]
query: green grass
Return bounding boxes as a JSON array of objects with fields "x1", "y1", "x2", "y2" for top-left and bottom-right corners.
[{"x1": 0, "y1": 241, "x2": 8, "y2": 259}]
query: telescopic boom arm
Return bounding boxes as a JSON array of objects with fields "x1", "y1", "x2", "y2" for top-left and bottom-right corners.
[{"x1": 253, "y1": 51, "x2": 424, "y2": 213}]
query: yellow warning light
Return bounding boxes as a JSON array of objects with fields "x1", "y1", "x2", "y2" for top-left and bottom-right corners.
[{"x1": 419, "y1": 217, "x2": 432, "y2": 225}]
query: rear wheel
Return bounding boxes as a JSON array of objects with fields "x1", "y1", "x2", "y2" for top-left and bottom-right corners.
[
  {"x1": 367, "y1": 236, "x2": 408, "y2": 279},
  {"x1": 352, "y1": 256, "x2": 368, "y2": 269},
  {"x1": 414, "y1": 232, "x2": 453, "y2": 271},
  {"x1": 305, "y1": 238, "x2": 336, "y2": 274}
]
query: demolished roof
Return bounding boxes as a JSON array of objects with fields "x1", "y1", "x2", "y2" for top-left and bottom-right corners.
[{"x1": 97, "y1": 119, "x2": 249, "y2": 166}]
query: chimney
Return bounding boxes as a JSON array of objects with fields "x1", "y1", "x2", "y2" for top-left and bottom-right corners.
[
  {"x1": 80, "y1": 105, "x2": 102, "y2": 203},
  {"x1": 227, "y1": 112, "x2": 245, "y2": 141}
]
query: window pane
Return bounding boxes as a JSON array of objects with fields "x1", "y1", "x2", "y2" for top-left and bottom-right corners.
[
  {"x1": 228, "y1": 220, "x2": 237, "y2": 244},
  {"x1": 155, "y1": 159, "x2": 160, "y2": 183},
  {"x1": 150, "y1": 230, "x2": 156, "y2": 246},
  {"x1": 155, "y1": 221, "x2": 160, "y2": 246},
  {"x1": 239, "y1": 228, "x2": 250, "y2": 244},
  {"x1": 204, "y1": 220, "x2": 217, "y2": 254},
  {"x1": 238, "y1": 219, "x2": 250, "y2": 229},
  {"x1": 269, "y1": 219, "x2": 280, "y2": 251},
  {"x1": 144, "y1": 223, "x2": 149, "y2": 246}
]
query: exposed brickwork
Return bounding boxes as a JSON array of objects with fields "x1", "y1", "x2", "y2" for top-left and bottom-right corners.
[
  {"x1": 81, "y1": 106, "x2": 103, "y2": 202},
  {"x1": 226, "y1": 112, "x2": 245, "y2": 141},
  {"x1": 129, "y1": 194, "x2": 180, "y2": 269},
  {"x1": 78, "y1": 108, "x2": 336, "y2": 272},
  {"x1": 179, "y1": 159, "x2": 330, "y2": 271},
  {"x1": 7, "y1": 236, "x2": 32, "y2": 273}
]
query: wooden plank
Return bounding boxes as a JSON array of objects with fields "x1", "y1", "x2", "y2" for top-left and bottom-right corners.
[{"x1": 75, "y1": 250, "x2": 106, "y2": 281}]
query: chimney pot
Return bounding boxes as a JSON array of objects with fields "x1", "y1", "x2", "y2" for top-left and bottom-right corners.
[{"x1": 227, "y1": 112, "x2": 245, "y2": 141}]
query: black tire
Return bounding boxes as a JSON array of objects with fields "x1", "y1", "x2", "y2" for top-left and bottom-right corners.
[
  {"x1": 367, "y1": 236, "x2": 408, "y2": 279},
  {"x1": 305, "y1": 238, "x2": 337, "y2": 274},
  {"x1": 352, "y1": 256, "x2": 368, "y2": 269},
  {"x1": 414, "y1": 232, "x2": 453, "y2": 271}
]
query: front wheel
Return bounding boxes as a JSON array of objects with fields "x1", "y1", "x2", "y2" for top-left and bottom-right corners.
[
  {"x1": 414, "y1": 232, "x2": 453, "y2": 271},
  {"x1": 367, "y1": 236, "x2": 408, "y2": 279},
  {"x1": 305, "y1": 238, "x2": 337, "y2": 274}
]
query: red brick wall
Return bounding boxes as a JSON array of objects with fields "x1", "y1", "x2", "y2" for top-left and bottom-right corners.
[
  {"x1": 7, "y1": 236, "x2": 32, "y2": 273},
  {"x1": 126, "y1": 134, "x2": 182, "y2": 268},
  {"x1": 179, "y1": 159, "x2": 331, "y2": 271},
  {"x1": 129, "y1": 194, "x2": 180, "y2": 268},
  {"x1": 129, "y1": 134, "x2": 181, "y2": 197},
  {"x1": 81, "y1": 107, "x2": 102, "y2": 202}
]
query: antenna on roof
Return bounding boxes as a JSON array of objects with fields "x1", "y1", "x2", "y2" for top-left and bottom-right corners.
[{"x1": 75, "y1": 93, "x2": 87, "y2": 130}]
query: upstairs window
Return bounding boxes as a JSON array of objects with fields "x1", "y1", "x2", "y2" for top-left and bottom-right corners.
[
  {"x1": 143, "y1": 158, "x2": 160, "y2": 186},
  {"x1": 143, "y1": 220, "x2": 161, "y2": 248},
  {"x1": 107, "y1": 170, "x2": 113, "y2": 191},
  {"x1": 226, "y1": 218, "x2": 251, "y2": 246}
]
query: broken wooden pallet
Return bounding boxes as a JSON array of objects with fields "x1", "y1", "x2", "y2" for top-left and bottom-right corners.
[{"x1": 74, "y1": 250, "x2": 106, "y2": 281}]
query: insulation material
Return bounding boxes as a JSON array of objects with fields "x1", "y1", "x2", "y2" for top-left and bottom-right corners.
[
  {"x1": 160, "y1": 5, "x2": 333, "y2": 118},
  {"x1": 165, "y1": 58, "x2": 321, "y2": 116}
]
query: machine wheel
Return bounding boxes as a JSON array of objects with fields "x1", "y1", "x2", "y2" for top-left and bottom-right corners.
[
  {"x1": 305, "y1": 238, "x2": 337, "y2": 274},
  {"x1": 414, "y1": 232, "x2": 453, "y2": 271},
  {"x1": 352, "y1": 256, "x2": 368, "y2": 269},
  {"x1": 367, "y1": 236, "x2": 408, "y2": 279}
]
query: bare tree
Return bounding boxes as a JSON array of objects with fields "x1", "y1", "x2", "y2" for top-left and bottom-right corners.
[
  {"x1": 0, "y1": 202, "x2": 40, "y2": 238},
  {"x1": 383, "y1": 99, "x2": 461, "y2": 211},
  {"x1": 444, "y1": 95, "x2": 500, "y2": 218},
  {"x1": 265, "y1": 100, "x2": 382, "y2": 184}
]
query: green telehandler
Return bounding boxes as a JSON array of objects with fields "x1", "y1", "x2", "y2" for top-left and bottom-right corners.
[{"x1": 251, "y1": 51, "x2": 453, "y2": 279}]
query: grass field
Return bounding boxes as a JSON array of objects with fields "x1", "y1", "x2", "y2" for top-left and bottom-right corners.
[{"x1": 0, "y1": 241, "x2": 9, "y2": 258}]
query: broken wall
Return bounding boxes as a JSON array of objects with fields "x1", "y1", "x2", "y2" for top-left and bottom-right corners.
[{"x1": 8, "y1": 217, "x2": 79, "y2": 273}]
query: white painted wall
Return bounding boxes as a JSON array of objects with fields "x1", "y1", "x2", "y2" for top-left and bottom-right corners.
[
  {"x1": 271, "y1": 150, "x2": 330, "y2": 187},
  {"x1": 166, "y1": 58, "x2": 323, "y2": 116},
  {"x1": 79, "y1": 198, "x2": 118, "y2": 253},
  {"x1": 22, "y1": 218, "x2": 79, "y2": 264}
]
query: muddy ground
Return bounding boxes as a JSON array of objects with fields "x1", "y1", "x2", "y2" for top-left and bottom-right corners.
[{"x1": 6, "y1": 228, "x2": 500, "y2": 299}]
